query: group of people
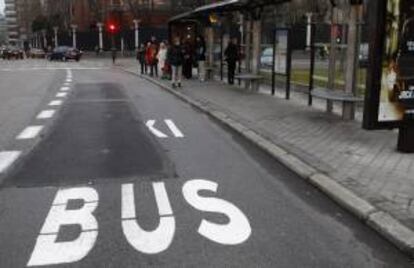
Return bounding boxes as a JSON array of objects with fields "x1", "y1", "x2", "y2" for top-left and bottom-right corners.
[{"x1": 137, "y1": 35, "x2": 240, "y2": 88}]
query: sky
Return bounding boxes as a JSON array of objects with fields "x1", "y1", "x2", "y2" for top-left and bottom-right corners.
[{"x1": 0, "y1": 0, "x2": 4, "y2": 15}]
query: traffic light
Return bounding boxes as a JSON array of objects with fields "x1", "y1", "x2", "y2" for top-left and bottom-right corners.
[{"x1": 108, "y1": 23, "x2": 118, "y2": 34}]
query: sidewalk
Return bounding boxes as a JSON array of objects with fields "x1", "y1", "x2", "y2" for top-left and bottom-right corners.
[{"x1": 117, "y1": 59, "x2": 414, "y2": 254}]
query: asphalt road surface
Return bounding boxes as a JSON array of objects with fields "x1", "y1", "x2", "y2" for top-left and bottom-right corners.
[{"x1": 0, "y1": 60, "x2": 413, "y2": 268}]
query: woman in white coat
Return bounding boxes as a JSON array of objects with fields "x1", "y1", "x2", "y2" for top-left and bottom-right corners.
[{"x1": 157, "y1": 42, "x2": 168, "y2": 79}]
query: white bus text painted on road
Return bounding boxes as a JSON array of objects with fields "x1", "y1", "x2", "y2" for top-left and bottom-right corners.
[{"x1": 27, "y1": 179, "x2": 251, "y2": 266}]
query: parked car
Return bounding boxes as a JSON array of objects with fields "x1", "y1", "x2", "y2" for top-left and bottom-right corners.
[
  {"x1": 260, "y1": 47, "x2": 273, "y2": 68},
  {"x1": 48, "y1": 46, "x2": 82, "y2": 61},
  {"x1": 2, "y1": 46, "x2": 24, "y2": 60},
  {"x1": 30, "y1": 48, "x2": 46, "y2": 59}
]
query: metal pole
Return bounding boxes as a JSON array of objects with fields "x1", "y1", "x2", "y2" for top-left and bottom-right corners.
[
  {"x1": 97, "y1": 23, "x2": 103, "y2": 51},
  {"x1": 133, "y1": 20, "x2": 140, "y2": 49},
  {"x1": 286, "y1": 29, "x2": 292, "y2": 100},
  {"x1": 71, "y1": 25, "x2": 77, "y2": 49},
  {"x1": 53, "y1": 27, "x2": 58, "y2": 47},
  {"x1": 309, "y1": 24, "x2": 316, "y2": 106},
  {"x1": 271, "y1": 29, "x2": 276, "y2": 95}
]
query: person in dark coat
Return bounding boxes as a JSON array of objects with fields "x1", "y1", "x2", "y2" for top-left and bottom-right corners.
[
  {"x1": 195, "y1": 36, "x2": 207, "y2": 81},
  {"x1": 225, "y1": 38, "x2": 239, "y2": 85},
  {"x1": 137, "y1": 43, "x2": 147, "y2": 74},
  {"x1": 111, "y1": 47, "x2": 117, "y2": 64},
  {"x1": 182, "y1": 40, "x2": 193, "y2": 79},
  {"x1": 167, "y1": 38, "x2": 184, "y2": 88}
]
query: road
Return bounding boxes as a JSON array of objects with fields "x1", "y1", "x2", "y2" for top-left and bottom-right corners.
[{"x1": 0, "y1": 59, "x2": 412, "y2": 268}]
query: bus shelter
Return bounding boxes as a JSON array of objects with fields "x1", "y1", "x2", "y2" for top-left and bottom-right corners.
[{"x1": 169, "y1": 0, "x2": 290, "y2": 91}]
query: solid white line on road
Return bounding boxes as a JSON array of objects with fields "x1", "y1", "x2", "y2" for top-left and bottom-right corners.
[
  {"x1": 17, "y1": 126, "x2": 44, "y2": 140},
  {"x1": 56, "y1": 92, "x2": 68, "y2": 98},
  {"x1": 60, "y1": 87, "x2": 70, "y2": 92},
  {"x1": 49, "y1": 100, "x2": 63, "y2": 106},
  {"x1": 0, "y1": 151, "x2": 21, "y2": 174},
  {"x1": 146, "y1": 120, "x2": 168, "y2": 138},
  {"x1": 37, "y1": 110, "x2": 56, "y2": 119},
  {"x1": 165, "y1": 119, "x2": 184, "y2": 138}
]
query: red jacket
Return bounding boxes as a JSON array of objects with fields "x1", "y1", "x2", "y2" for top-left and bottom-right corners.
[{"x1": 145, "y1": 44, "x2": 158, "y2": 65}]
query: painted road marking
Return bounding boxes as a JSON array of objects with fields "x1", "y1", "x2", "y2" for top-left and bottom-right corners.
[
  {"x1": 122, "y1": 182, "x2": 175, "y2": 254},
  {"x1": 66, "y1": 79, "x2": 72, "y2": 83},
  {"x1": 28, "y1": 179, "x2": 251, "y2": 265},
  {"x1": 146, "y1": 120, "x2": 168, "y2": 138},
  {"x1": 37, "y1": 110, "x2": 56, "y2": 119},
  {"x1": 63, "y1": 82, "x2": 71, "y2": 86},
  {"x1": 27, "y1": 187, "x2": 99, "y2": 267},
  {"x1": 56, "y1": 92, "x2": 68, "y2": 98},
  {"x1": 0, "y1": 151, "x2": 21, "y2": 174},
  {"x1": 165, "y1": 119, "x2": 184, "y2": 138},
  {"x1": 49, "y1": 100, "x2": 63, "y2": 106},
  {"x1": 60, "y1": 86, "x2": 70, "y2": 91},
  {"x1": 146, "y1": 120, "x2": 184, "y2": 138},
  {"x1": 16, "y1": 126, "x2": 44, "y2": 140}
]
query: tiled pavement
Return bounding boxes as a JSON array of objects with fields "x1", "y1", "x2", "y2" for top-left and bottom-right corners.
[{"x1": 118, "y1": 58, "x2": 414, "y2": 230}]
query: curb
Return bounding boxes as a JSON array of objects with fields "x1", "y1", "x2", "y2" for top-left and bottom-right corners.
[{"x1": 120, "y1": 67, "x2": 414, "y2": 257}]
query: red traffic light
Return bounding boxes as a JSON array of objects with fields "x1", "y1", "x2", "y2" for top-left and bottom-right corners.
[{"x1": 108, "y1": 23, "x2": 118, "y2": 33}]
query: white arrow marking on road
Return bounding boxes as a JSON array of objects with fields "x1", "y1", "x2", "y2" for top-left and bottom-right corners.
[
  {"x1": 146, "y1": 120, "x2": 168, "y2": 138},
  {"x1": 165, "y1": 119, "x2": 184, "y2": 138},
  {"x1": 0, "y1": 151, "x2": 21, "y2": 174}
]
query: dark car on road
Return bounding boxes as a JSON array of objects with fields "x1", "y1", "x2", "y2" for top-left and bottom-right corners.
[{"x1": 48, "y1": 46, "x2": 82, "y2": 61}]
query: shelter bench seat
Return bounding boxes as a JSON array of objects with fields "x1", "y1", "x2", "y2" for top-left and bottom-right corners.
[{"x1": 235, "y1": 74, "x2": 263, "y2": 91}]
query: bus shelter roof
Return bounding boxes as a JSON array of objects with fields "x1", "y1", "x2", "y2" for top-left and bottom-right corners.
[{"x1": 169, "y1": 0, "x2": 290, "y2": 23}]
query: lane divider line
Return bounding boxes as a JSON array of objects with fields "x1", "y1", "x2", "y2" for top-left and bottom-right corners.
[
  {"x1": 56, "y1": 92, "x2": 68, "y2": 98},
  {"x1": 60, "y1": 87, "x2": 70, "y2": 92},
  {"x1": 16, "y1": 126, "x2": 44, "y2": 140},
  {"x1": 49, "y1": 100, "x2": 63, "y2": 106},
  {"x1": 0, "y1": 151, "x2": 21, "y2": 174},
  {"x1": 37, "y1": 110, "x2": 56, "y2": 119}
]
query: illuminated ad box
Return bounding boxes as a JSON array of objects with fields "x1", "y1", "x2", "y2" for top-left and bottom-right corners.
[{"x1": 364, "y1": 0, "x2": 414, "y2": 129}]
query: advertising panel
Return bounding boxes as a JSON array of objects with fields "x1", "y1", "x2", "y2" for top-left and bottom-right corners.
[{"x1": 377, "y1": 0, "x2": 414, "y2": 122}]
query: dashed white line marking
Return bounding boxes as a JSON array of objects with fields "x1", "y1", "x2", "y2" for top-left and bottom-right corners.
[
  {"x1": 17, "y1": 126, "x2": 44, "y2": 140},
  {"x1": 63, "y1": 82, "x2": 71, "y2": 87},
  {"x1": 49, "y1": 100, "x2": 63, "y2": 106},
  {"x1": 60, "y1": 87, "x2": 70, "y2": 92},
  {"x1": 0, "y1": 151, "x2": 21, "y2": 174},
  {"x1": 56, "y1": 92, "x2": 68, "y2": 98},
  {"x1": 37, "y1": 110, "x2": 56, "y2": 119},
  {"x1": 66, "y1": 79, "x2": 72, "y2": 83},
  {"x1": 165, "y1": 119, "x2": 184, "y2": 138}
]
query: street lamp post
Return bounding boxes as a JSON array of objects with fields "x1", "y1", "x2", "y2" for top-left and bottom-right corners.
[
  {"x1": 53, "y1": 27, "x2": 59, "y2": 48},
  {"x1": 97, "y1": 23, "x2": 104, "y2": 51},
  {"x1": 306, "y1": 13, "x2": 313, "y2": 50},
  {"x1": 41, "y1": 29, "x2": 47, "y2": 49},
  {"x1": 71, "y1": 24, "x2": 78, "y2": 49},
  {"x1": 133, "y1": 19, "x2": 140, "y2": 50}
]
